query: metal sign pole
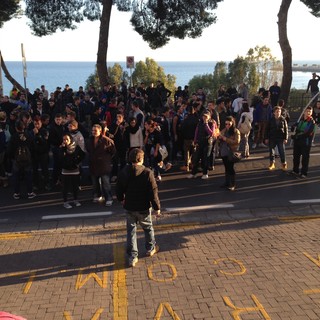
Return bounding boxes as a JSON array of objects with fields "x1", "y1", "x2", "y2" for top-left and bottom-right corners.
[
  {"x1": 21, "y1": 43, "x2": 27, "y2": 93},
  {"x1": 0, "y1": 52, "x2": 3, "y2": 96}
]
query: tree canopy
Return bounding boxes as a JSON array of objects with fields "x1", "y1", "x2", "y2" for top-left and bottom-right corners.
[
  {"x1": 22, "y1": 0, "x2": 222, "y2": 87},
  {"x1": 0, "y1": 0, "x2": 21, "y2": 28}
]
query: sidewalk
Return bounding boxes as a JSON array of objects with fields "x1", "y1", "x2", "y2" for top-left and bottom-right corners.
[{"x1": 0, "y1": 210, "x2": 319, "y2": 320}]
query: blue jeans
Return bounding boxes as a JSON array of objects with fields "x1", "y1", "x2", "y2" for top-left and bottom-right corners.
[
  {"x1": 126, "y1": 209, "x2": 155, "y2": 259},
  {"x1": 91, "y1": 174, "x2": 112, "y2": 201},
  {"x1": 269, "y1": 139, "x2": 286, "y2": 163}
]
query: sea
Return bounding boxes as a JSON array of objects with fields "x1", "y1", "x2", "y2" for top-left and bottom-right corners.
[{"x1": 1, "y1": 60, "x2": 320, "y2": 96}]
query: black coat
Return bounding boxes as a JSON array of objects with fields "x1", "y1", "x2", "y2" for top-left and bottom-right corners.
[
  {"x1": 116, "y1": 164, "x2": 160, "y2": 211},
  {"x1": 266, "y1": 116, "x2": 288, "y2": 141},
  {"x1": 60, "y1": 143, "x2": 85, "y2": 171}
]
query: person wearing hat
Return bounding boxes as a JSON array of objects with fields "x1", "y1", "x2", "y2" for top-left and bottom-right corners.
[
  {"x1": 306, "y1": 73, "x2": 320, "y2": 102},
  {"x1": 116, "y1": 148, "x2": 160, "y2": 267}
]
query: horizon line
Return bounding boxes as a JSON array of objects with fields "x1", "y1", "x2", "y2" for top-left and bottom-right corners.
[{"x1": 4, "y1": 59, "x2": 320, "y2": 63}]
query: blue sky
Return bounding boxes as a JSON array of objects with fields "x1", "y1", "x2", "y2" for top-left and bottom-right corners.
[{"x1": 0, "y1": 0, "x2": 319, "y2": 62}]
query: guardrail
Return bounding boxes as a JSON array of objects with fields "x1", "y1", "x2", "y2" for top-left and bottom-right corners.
[{"x1": 287, "y1": 92, "x2": 317, "y2": 123}]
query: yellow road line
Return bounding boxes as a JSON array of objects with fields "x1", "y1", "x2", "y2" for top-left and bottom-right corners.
[
  {"x1": 113, "y1": 244, "x2": 127, "y2": 320},
  {"x1": 0, "y1": 233, "x2": 32, "y2": 240}
]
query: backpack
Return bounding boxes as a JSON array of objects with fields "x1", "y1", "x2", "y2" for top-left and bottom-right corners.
[{"x1": 15, "y1": 145, "x2": 32, "y2": 168}]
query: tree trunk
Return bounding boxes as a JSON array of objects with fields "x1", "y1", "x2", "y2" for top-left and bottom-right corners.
[
  {"x1": 96, "y1": 0, "x2": 112, "y2": 89},
  {"x1": 278, "y1": 0, "x2": 292, "y2": 104},
  {"x1": 0, "y1": 51, "x2": 24, "y2": 92}
]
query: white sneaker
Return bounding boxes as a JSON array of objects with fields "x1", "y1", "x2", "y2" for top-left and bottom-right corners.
[
  {"x1": 251, "y1": 143, "x2": 257, "y2": 149},
  {"x1": 93, "y1": 196, "x2": 104, "y2": 203},
  {"x1": 201, "y1": 174, "x2": 209, "y2": 179},
  {"x1": 73, "y1": 200, "x2": 81, "y2": 207},
  {"x1": 128, "y1": 256, "x2": 138, "y2": 267},
  {"x1": 187, "y1": 174, "x2": 196, "y2": 179},
  {"x1": 63, "y1": 202, "x2": 72, "y2": 209},
  {"x1": 105, "y1": 200, "x2": 113, "y2": 206}
]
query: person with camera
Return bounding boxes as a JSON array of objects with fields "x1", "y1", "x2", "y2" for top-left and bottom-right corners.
[{"x1": 290, "y1": 106, "x2": 316, "y2": 178}]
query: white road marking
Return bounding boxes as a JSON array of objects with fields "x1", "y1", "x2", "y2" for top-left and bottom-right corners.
[
  {"x1": 289, "y1": 199, "x2": 320, "y2": 204},
  {"x1": 42, "y1": 211, "x2": 113, "y2": 220},
  {"x1": 165, "y1": 204, "x2": 234, "y2": 212}
]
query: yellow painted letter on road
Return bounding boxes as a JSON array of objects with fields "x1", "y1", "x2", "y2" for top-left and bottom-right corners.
[
  {"x1": 75, "y1": 268, "x2": 108, "y2": 290},
  {"x1": 303, "y1": 252, "x2": 320, "y2": 268},
  {"x1": 304, "y1": 288, "x2": 320, "y2": 295},
  {"x1": 154, "y1": 302, "x2": 181, "y2": 320},
  {"x1": 223, "y1": 294, "x2": 271, "y2": 320},
  {"x1": 213, "y1": 258, "x2": 246, "y2": 276},
  {"x1": 148, "y1": 263, "x2": 177, "y2": 282},
  {"x1": 23, "y1": 271, "x2": 36, "y2": 294},
  {"x1": 63, "y1": 308, "x2": 104, "y2": 320},
  {"x1": 7, "y1": 271, "x2": 36, "y2": 294}
]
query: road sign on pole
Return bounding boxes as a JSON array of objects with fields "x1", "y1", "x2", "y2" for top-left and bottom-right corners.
[
  {"x1": 126, "y1": 56, "x2": 135, "y2": 87},
  {"x1": 126, "y1": 56, "x2": 134, "y2": 69}
]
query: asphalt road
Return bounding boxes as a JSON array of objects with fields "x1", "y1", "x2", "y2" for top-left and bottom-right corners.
[{"x1": 0, "y1": 145, "x2": 319, "y2": 225}]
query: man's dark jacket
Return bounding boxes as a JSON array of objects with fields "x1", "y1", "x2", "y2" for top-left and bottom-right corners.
[{"x1": 116, "y1": 164, "x2": 160, "y2": 212}]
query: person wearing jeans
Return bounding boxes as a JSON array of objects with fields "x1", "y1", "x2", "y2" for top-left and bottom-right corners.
[
  {"x1": 265, "y1": 106, "x2": 288, "y2": 171},
  {"x1": 116, "y1": 148, "x2": 160, "y2": 267}
]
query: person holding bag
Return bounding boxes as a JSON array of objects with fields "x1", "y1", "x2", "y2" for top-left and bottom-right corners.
[{"x1": 218, "y1": 116, "x2": 240, "y2": 191}]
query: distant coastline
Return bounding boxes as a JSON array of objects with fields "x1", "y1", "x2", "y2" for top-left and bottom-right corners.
[
  {"x1": 292, "y1": 64, "x2": 320, "y2": 72},
  {"x1": 1, "y1": 60, "x2": 320, "y2": 94}
]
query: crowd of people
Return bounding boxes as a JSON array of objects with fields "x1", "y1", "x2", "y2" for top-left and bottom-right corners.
[{"x1": 0, "y1": 75, "x2": 318, "y2": 208}]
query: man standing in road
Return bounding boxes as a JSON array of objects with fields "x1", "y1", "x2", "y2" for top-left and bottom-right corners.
[{"x1": 116, "y1": 148, "x2": 160, "y2": 267}]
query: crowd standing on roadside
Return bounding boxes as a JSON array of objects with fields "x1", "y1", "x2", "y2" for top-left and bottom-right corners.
[{"x1": 0, "y1": 77, "x2": 317, "y2": 208}]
